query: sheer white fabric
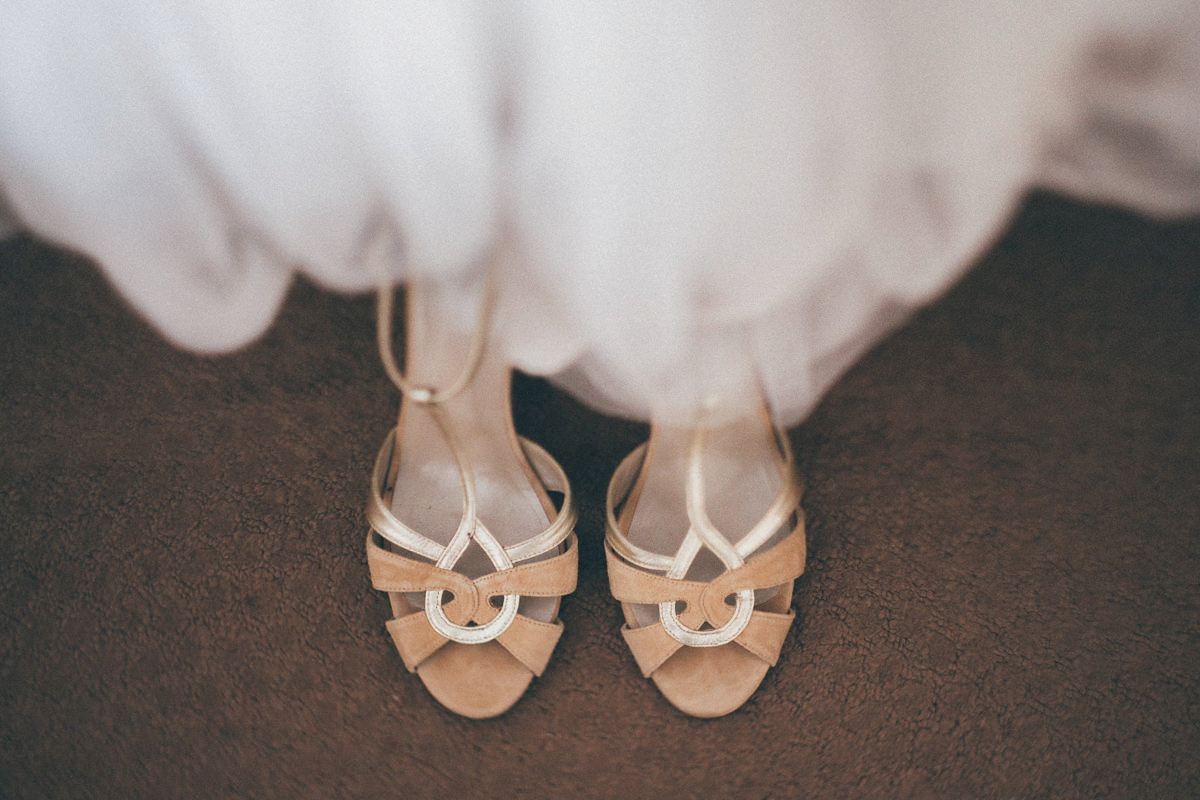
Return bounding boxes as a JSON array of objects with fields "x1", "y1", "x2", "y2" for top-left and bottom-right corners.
[{"x1": 1, "y1": 1, "x2": 1197, "y2": 424}]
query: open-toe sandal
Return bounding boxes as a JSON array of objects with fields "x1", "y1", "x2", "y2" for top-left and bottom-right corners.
[
  {"x1": 365, "y1": 273, "x2": 578, "y2": 719},
  {"x1": 604, "y1": 407, "x2": 805, "y2": 717}
]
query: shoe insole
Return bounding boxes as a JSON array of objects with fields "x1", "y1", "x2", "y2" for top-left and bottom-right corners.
[{"x1": 389, "y1": 279, "x2": 559, "y2": 625}]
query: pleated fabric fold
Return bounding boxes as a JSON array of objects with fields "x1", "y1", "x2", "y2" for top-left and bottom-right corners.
[{"x1": 1, "y1": 0, "x2": 1197, "y2": 422}]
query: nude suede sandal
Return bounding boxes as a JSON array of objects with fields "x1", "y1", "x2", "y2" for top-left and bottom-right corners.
[
  {"x1": 364, "y1": 264, "x2": 578, "y2": 719},
  {"x1": 604, "y1": 410, "x2": 805, "y2": 717}
]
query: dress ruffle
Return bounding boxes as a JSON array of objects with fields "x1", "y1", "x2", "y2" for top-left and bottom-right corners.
[{"x1": 1, "y1": 0, "x2": 1197, "y2": 423}]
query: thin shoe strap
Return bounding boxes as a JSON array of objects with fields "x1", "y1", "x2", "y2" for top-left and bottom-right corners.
[
  {"x1": 605, "y1": 418, "x2": 802, "y2": 648},
  {"x1": 365, "y1": 230, "x2": 496, "y2": 407},
  {"x1": 656, "y1": 425, "x2": 755, "y2": 647},
  {"x1": 365, "y1": 237, "x2": 519, "y2": 645},
  {"x1": 364, "y1": 230, "x2": 494, "y2": 541}
]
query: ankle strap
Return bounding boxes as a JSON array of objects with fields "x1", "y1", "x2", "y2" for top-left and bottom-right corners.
[{"x1": 367, "y1": 229, "x2": 496, "y2": 407}]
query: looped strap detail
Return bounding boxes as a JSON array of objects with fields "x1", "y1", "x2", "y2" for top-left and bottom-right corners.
[
  {"x1": 367, "y1": 426, "x2": 578, "y2": 645},
  {"x1": 620, "y1": 606, "x2": 796, "y2": 678},
  {"x1": 604, "y1": 423, "x2": 805, "y2": 673},
  {"x1": 605, "y1": 426, "x2": 804, "y2": 651},
  {"x1": 604, "y1": 519, "x2": 804, "y2": 674},
  {"x1": 368, "y1": 530, "x2": 578, "y2": 675}
]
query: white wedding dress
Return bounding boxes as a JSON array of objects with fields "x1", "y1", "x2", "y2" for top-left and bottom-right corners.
[{"x1": 1, "y1": 1, "x2": 1197, "y2": 424}]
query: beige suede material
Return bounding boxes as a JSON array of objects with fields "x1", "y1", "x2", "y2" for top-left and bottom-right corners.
[
  {"x1": 606, "y1": 504, "x2": 806, "y2": 710},
  {"x1": 368, "y1": 531, "x2": 577, "y2": 676},
  {"x1": 619, "y1": 605, "x2": 796, "y2": 679},
  {"x1": 367, "y1": 532, "x2": 477, "y2": 614},
  {"x1": 621, "y1": 623, "x2": 684, "y2": 677},
  {"x1": 473, "y1": 534, "x2": 579, "y2": 602},
  {"x1": 618, "y1": 585, "x2": 797, "y2": 678},
  {"x1": 604, "y1": 520, "x2": 806, "y2": 630},
  {"x1": 727, "y1": 610, "x2": 795, "y2": 666},
  {"x1": 384, "y1": 605, "x2": 566, "y2": 676},
  {"x1": 650, "y1": 643, "x2": 772, "y2": 719},
  {"x1": 386, "y1": 613, "x2": 448, "y2": 673},
  {"x1": 415, "y1": 641, "x2": 536, "y2": 720},
  {"x1": 494, "y1": 616, "x2": 565, "y2": 677},
  {"x1": 604, "y1": 541, "x2": 707, "y2": 606},
  {"x1": 368, "y1": 532, "x2": 577, "y2": 625},
  {"x1": 701, "y1": 520, "x2": 806, "y2": 626}
]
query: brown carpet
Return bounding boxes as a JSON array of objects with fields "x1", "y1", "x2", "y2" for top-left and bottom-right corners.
[{"x1": 1, "y1": 193, "x2": 1197, "y2": 798}]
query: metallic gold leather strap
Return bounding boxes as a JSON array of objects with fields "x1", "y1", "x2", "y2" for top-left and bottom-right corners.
[
  {"x1": 367, "y1": 428, "x2": 577, "y2": 563},
  {"x1": 504, "y1": 438, "x2": 579, "y2": 562},
  {"x1": 367, "y1": 426, "x2": 578, "y2": 646},
  {"x1": 373, "y1": 534, "x2": 578, "y2": 673},
  {"x1": 366, "y1": 236, "x2": 521, "y2": 646},
  {"x1": 605, "y1": 422, "x2": 802, "y2": 649},
  {"x1": 605, "y1": 434, "x2": 801, "y2": 571},
  {"x1": 366, "y1": 229, "x2": 495, "y2": 407}
]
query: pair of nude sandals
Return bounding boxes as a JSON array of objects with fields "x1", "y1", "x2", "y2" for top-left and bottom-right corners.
[{"x1": 365, "y1": 278, "x2": 806, "y2": 719}]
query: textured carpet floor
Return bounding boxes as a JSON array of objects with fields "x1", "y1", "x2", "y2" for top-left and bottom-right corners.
[{"x1": 1, "y1": 193, "x2": 1197, "y2": 798}]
